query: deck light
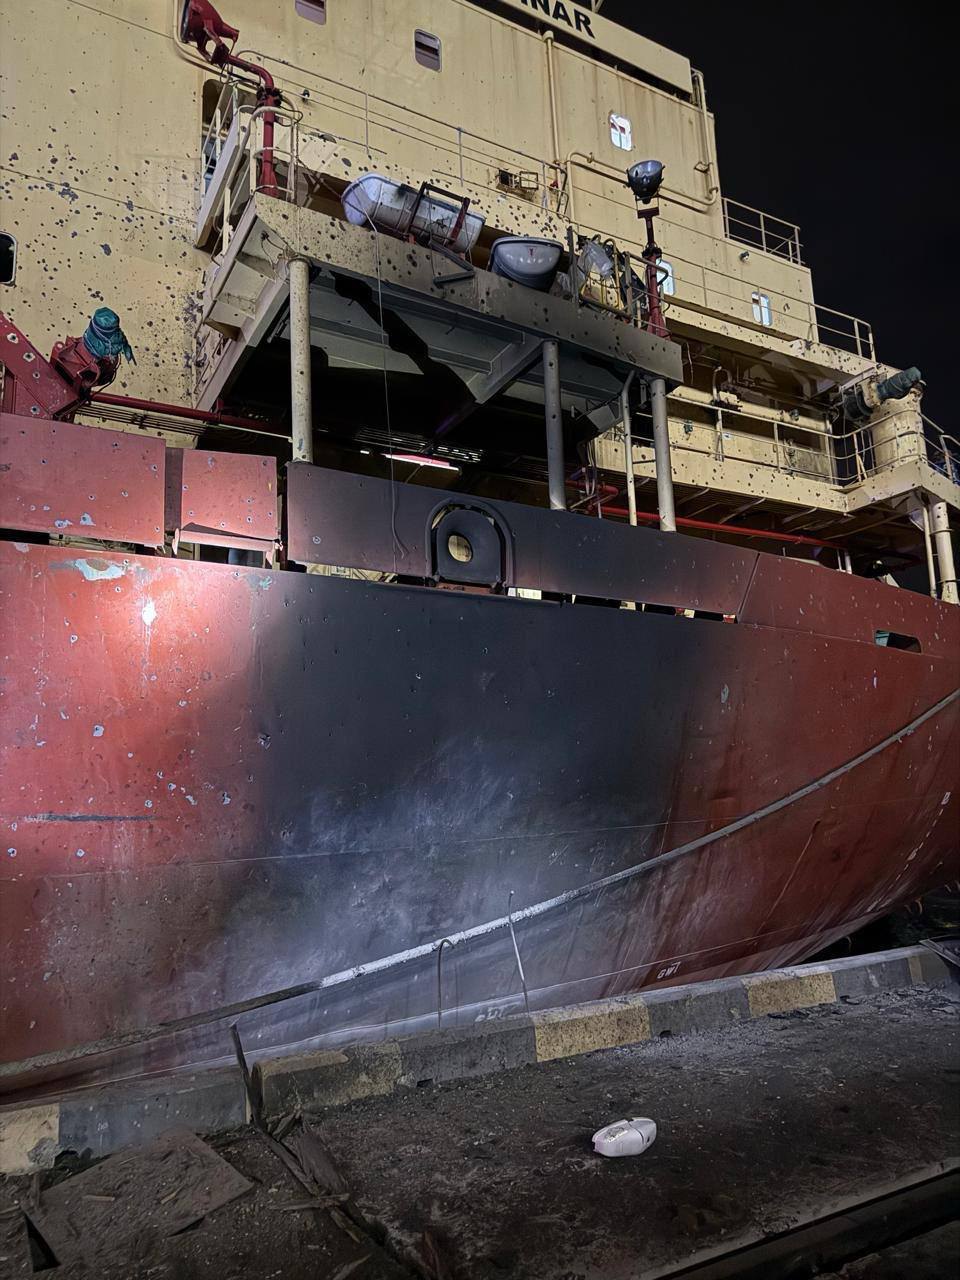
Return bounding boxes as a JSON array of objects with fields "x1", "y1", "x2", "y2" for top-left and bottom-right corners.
[{"x1": 626, "y1": 160, "x2": 664, "y2": 204}]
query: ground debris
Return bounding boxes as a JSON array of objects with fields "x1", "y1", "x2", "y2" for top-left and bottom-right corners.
[
  {"x1": 419, "y1": 1228, "x2": 455, "y2": 1280},
  {"x1": 26, "y1": 1129, "x2": 251, "y2": 1268},
  {"x1": 328, "y1": 1258, "x2": 372, "y2": 1280},
  {"x1": 285, "y1": 1116, "x2": 350, "y2": 1198},
  {"x1": 0, "y1": 1196, "x2": 32, "y2": 1279}
]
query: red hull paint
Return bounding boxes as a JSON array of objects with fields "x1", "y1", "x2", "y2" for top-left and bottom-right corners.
[{"x1": 1, "y1": 537, "x2": 957, "y2": 1091}]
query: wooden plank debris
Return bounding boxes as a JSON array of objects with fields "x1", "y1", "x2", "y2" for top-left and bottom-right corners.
[{"x1": 26, "y1": 1130, "x2": 251, "y2": 1267}]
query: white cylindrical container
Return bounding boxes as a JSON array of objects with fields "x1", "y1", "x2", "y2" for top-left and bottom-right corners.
[{"x1": 342, "y1": 174, "x2": 484, "y2": 254}]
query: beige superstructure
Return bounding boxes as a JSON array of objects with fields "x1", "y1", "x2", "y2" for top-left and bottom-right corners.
[{"x1": 1, "y1": 0, "x2": 956, "y2": 594}]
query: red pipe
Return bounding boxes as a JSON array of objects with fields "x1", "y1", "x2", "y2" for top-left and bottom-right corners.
[
  {"x1": 223, "y1": 54, "x2": 281, "y2": 197},
  {"x1": 568, "y1": 482, "x2": 620, "y2": 514},
  {"x1": 88, "y1": 392, "x2": 284, "y2": 436},
  {"x1": 600, "y1": 505, "x2": 844, "y2": 550},
  {"x1": 638, "y1": 207, "x2": 668, "y2": 339},
  {"x1": 179, "y1": 2, "x2": 280, "y2": 196}
]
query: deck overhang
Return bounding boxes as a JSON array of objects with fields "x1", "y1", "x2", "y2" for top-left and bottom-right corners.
[{"x1": 196, "y1": 195, "x2": 683, "y2": 433}]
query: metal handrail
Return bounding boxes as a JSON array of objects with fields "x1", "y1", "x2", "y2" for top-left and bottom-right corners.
[
  {"x1": 723, "y1": 197, "x2": 803, "y2": 265},
  {"x1": 197, "y1": 89, "x2": 875, "y2": 365},
  {"x1": 564, "y1": 208, "x2": 874, "y2": 359},
  {"x1": 625, "y1": 395, "x2": 959, "y2": 492}
]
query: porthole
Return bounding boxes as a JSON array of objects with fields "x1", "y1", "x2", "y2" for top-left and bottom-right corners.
[
  {"x1": 295, "y1": 0, "x2": 326, "y2": 23},
  {"x1": 415, "y1": 30, "x2": 441, "y2": 71}
]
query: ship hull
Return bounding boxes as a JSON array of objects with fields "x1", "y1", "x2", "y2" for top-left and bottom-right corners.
[{"x1": 1, "y1": 539, "x2": 957, "y2": 1092}]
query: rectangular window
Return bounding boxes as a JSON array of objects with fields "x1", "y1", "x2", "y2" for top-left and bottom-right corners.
[
  {"x1": 295, "y1": 0, "x2": 325, "y2": 23},
  {"x1": 658, "y1": 260, "x2": 675, "y2": 296},
  {"x1": 609, "y1": 113, "x2": 632, "y2": 151},
  {"x1": 415, "y1": 30, "x2": 441, "y2": 71},
  {"x1": 875, "y1": 630, "x2": 921, "y2": 652},
  {"x1": 751, "y1": 291, "x2": 772, "y2": 326},
  {"x1": 0, "y1": 232, "x2": 16, "y2": 285}
]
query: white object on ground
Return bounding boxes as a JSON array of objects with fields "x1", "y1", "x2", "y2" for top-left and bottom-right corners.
[{"x1": 592, "y1": 1117, "x2": 657, "y2": 1158}]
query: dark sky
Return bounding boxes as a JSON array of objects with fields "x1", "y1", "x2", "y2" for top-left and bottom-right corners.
[{"x1": 602, "y1": 1, "x2": 950, "y2": 423}]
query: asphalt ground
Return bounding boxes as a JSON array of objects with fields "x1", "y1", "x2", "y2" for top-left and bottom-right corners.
[{"x1": 4, "y1": 980, "x2": 955, "y2": 1278}]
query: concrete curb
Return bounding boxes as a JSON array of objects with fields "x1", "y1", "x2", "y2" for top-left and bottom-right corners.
[{"x1": 1, "y1": 945, "x2": 950, "y2": 1175}]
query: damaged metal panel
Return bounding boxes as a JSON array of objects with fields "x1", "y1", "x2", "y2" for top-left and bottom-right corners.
[
  {"x1": 285, "y1": 462, "x2": 758, "y2": 615},
  {"x1": 740, "y1": 556, "x2": 959, "y2": 659},
  {"x1": 247, "y1": 202, "x2": 685, "y2": 389},
  {"x1": 0, "y1": 318, "x2": 77, "y2": 419},
  {"x1": 1, "y1": 540, "x2": 957, "y2": 1092},
  {"x1": 165, "y1": 448, "x2": 279, "y2": 553},
  {"x1": 0, "y1": 412, "x2": 165, "y2": 545}
]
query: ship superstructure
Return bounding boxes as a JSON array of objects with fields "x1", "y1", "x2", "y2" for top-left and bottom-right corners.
[{"x1": 0, "y1": 0, "x2": 957, "y2": 1092}]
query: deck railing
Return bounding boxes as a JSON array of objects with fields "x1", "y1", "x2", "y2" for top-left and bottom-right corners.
[
  {"x1": 604, "y1": 389, "x2": 959, "y2": 497},
  {"x1": 722, "y1": 198, "x2": 803, "y2": 265},
  {"x1": 195, "y1": 76, "x2": 876, "y2": 379}
]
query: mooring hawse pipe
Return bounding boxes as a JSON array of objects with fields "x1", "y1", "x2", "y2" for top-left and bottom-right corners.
[
  {"x1": 288, "y1": 257, "x2": 314, "y2": 463},
  {"x1": 543, "y1": 339, "x2": 565, "y2": 510},
  {"x1": 649, "y1": 375, "x2": 676, "y2": 532},
  {"x1": 620, "y1": 369, "x2": 638, "y2": 527}
]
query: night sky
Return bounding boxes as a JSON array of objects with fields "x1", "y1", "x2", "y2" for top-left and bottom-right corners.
[{"x1": 603, "y1": 1, "x2": 950, "y2": 424}]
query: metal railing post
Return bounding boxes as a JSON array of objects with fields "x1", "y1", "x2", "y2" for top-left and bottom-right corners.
[
  {"x1": 436, "y1": 937, "x2": 457, "y2": 1030},
  {"x1": 620, "y1": 371, "x2": 638, "y2": 526}
]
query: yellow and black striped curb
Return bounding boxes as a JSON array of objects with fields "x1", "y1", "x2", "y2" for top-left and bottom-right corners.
[{"x1": 1, "y1": 945, "x2": 950, "y2": 1175}]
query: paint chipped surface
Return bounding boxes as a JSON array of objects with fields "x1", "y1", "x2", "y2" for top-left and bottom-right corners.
[
  {"x1": 1, "y1": 538, "x2": 957, "y2": 1093},
  {"x1": 73, "y1": 559, "x2": 125, "y2": 583},
  {"x1": 0, "y1": 417, "x2": 166, "y2": 546}
]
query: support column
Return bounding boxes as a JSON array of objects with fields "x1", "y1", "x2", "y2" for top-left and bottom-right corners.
[
  {"x1": 920, "y1": 502, "x2": 938, "y2": 599},
  {"x1": 649, "y1": 375, "x2": 676, "y2": 532},
  {"x1": 543, "y1": 339, "x2": 565, "y2": 510},
  {"x1": 620, "y1": 371, "x2": 638, "y2": 527},
  {"x1": 930, "y1": 501, "x2": 958, "y2": 604},
  {"x1": 289, "y1": 257, "x2": 314, "y2": 464}
]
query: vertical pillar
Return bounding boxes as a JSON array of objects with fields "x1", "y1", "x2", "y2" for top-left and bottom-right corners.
[
  {"x1": 930, "y1": 501, "x2": 958, "y2": 604},
  {"x1": 289, "y1": 257, "x2": 314, "y2": 464},
  {"x1": 920, "y1": 502, "x2": 938, "y2": 599},
  {"x1": 620, "y1": 373, "x2": 638, "y2": 527},
  {"x1": 649, "y1": 376, "x2": 676, "y2": 532},
  {"x1": 543, "y1": 340, "x2": 565, "y2": 510}
]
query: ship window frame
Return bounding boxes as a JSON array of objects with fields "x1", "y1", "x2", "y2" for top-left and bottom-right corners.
[
  {"x1": 415, "y1": 29, "x2": 442, "y2": 71},
  {"x1": 875, "y1": 630, "x2": 921, "y2": 653},
  {"x1": 295, "y1": 0, "x2": 326, "y2": 24},
  {"x1": 0, "y1": 232, "x2": 16, "y2": 286},
  {"x1": 609, "y1": 112, "x2": 632, "y2": 151},
  {"x1": 751, "y1": 291, "x2": 772, "y2": 326}
]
